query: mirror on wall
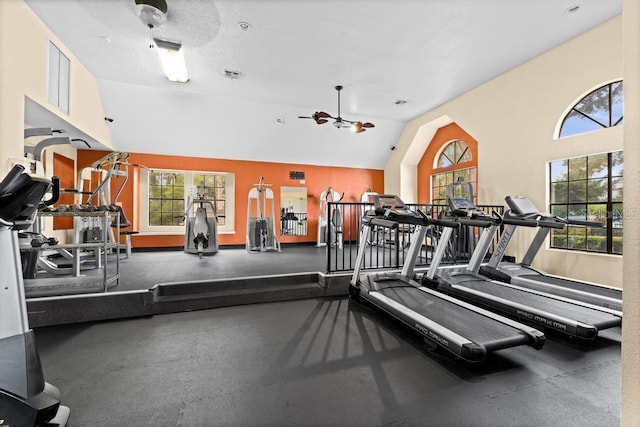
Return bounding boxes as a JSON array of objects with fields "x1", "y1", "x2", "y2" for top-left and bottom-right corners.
[{"x1": 280, "y1": 187, "x2": 308, "y2": 236}]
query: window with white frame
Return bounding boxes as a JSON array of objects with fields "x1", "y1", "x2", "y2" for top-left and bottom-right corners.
[
  {"x1": 48, "y1": 41, "x2": 70, "y2": 114},
  {"x1": 140, "y1": 169, "x2": 234, "y2": 234}
]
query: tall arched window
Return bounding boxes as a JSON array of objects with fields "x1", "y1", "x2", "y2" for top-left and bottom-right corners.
[
  {"x1": 432, "y1": 139, "x2": 476, "y2": 205},
  {"x1": 559, "y1": 80, "x2": 623, "y2": 138},
  {"x1": 552, "y1": 80, "x2": 624, "y2": 254}
]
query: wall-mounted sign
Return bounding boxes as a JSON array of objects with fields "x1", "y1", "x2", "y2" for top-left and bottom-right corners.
[{"x1": 289, "y1": 171, "x2": 305, "y2": 180}]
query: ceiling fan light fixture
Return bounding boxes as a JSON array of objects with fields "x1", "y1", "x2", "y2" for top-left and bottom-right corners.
[
  {"x1": 299, "y1": 85, "x2": 374, "y2": 134},
  {"x1": 154, "y1": 38, "x2": 189, "y2": 83},
  {"x1": 134, "y1": 0, "x2": 168, "y2": 29}
]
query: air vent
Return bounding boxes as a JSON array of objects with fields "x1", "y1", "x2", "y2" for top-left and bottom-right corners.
[{"x1": 224, "y1": 70, "x2": 241, "y2": 79}]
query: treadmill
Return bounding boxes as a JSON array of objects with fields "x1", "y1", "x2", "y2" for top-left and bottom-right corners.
[
  {"x1": 0, "y1": 165, "x2": 70, "y2": 426},
  {"x1": 424, "y1": 196, "x2": 621, "y2": 341},
  {"x1": 349, "y1": 194, "x2": 545, "y2": 363},
  {"x1": 479, "y1": 195, "x2": 622, "y2": 313}
]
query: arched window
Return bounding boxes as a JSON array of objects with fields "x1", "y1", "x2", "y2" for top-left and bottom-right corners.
[
  {"x1": 559, "y1": 80, "x2": 623, "y2": 138},
  {"x1": 437, "y1": 139, "x2": 472, "y2": 167},
  {"x1": 432, "y1": 139, "x2": 476, "y2": 205}
]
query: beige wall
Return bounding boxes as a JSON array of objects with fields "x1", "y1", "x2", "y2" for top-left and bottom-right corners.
[
  {"x1": 0, "y1": 0, "x2": 112, "y2": 171},
  {"x1": 386, "y1": 16, "x2": 624, "y2": 288}
]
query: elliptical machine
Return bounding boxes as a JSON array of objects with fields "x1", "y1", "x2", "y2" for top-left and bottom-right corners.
[
  {"x1": 0, "y1": 165, "x2": 70, "y2": 426},
  {"x1": 183, "y1": 182, "x2": 219, "y2": 257}
]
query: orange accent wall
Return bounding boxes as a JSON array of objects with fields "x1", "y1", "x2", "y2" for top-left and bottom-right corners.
[
  {"x1": 76, "y1": 150, "x2": 384, "y2": 248},
  {"x1": 417, "y1": 123, "x2": 478, "y2": 204}
]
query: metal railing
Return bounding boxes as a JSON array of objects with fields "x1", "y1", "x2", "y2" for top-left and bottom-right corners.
[{"x1": 325, "y1": 202, "x2": 504, "y2": 273}]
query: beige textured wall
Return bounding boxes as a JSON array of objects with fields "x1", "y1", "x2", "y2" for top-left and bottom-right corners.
[
  {"x1": 386, "y1": 16, "x2": 623, "y2": 288},
  {"x1": 0, "y1": 0, "x2": 112, "y2": 170},
  {"x1": 622, "y1": 1, "x2": 639, "y2": 424}
]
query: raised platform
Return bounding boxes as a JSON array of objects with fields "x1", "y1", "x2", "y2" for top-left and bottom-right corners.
[{"x1": 27, "y1": 271, "x2": 352, "y2": 327}]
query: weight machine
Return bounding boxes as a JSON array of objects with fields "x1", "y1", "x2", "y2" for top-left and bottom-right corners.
[
  {"x1": 246, "y1": 177, "x2": 280, "y2": 253},
  {"x1": 184, "y1": 182, "x2": 219, "y2": 257}
]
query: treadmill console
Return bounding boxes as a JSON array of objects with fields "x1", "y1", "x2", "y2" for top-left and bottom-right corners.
[
  {"x1": 374, "y1": 194, "x2": 406, "y2": 210},
  {"x1": 448, "y1": 196, "x2": 482, "y2": 217},
  {"x1": 505, "y1": 196, "x2": 540, "y2": 216},
  {"x1": 373, "y1": 194, "x2": 426, "y2": 224}
]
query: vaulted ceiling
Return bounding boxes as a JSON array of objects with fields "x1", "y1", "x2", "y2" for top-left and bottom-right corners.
[{"x1": 24, "y1": 0, "x2": 622, "y2": 169}]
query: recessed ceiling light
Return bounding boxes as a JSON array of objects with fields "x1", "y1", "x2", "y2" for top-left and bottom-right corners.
[
  {"x1": 238, "y1": 21, "x2": 251, "y2": 31},
  {"x1": 565, "y1": 4, "x2": 581, "y2": 14},
  {"x1": 276, "y1": 116, "x2": 285, "y2": 124},
  {"x1": 394, "y1": 100, "x2": 408, "y2": 105}
]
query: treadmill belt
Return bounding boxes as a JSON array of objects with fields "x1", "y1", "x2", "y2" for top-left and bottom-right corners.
[
  {"x1": 521, "y1": 274, "x2": 622, "y2": 299},
  {"x1": 443, "y1": 272, "x2": 620, "y2": 330},
  {"x1": 376, "y1": 286, "x2": 524, "y2": 345}
]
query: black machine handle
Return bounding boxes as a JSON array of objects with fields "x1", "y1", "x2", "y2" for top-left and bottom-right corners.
[
  {"x1": 0, "y1": 164, "x2": 26, "y2": 194},
  {"x1": 537, "y1": 219, "x2": 567, "y2": 230},
  {"x1": 429, "y1": 218, "x2": 461, "y2": 229},
  {"x1": 566, "y1": 218, "x2": 602, "y2": 227},
  {"x1": 40, "y1": 176, "x2": 60, "y2": 207},
  {"x1": 502, "y1": 216, "x2": 541, "y2": 228},
  {"x1": 454, "y1": 217, "x2": 495, "y2": 228},
  {"x1": 370, "y1": 218, "x2": 399, "y2": 229}
]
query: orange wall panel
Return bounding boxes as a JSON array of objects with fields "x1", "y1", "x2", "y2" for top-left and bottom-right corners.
[
  {"x1": 77, "y1": 150, "x2": 384, "y2": 248},
  {"x1": 416, "y1": 123, "x2": 478, "y2": 204}
]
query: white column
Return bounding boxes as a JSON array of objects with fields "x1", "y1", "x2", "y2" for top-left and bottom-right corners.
[{"x1": 622, "y1": 1, "x2": 640, "y2": 425}]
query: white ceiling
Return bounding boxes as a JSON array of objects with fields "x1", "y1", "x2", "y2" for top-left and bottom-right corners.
[{"x1": 24, "y1": 0, "x2": 622, "y2": 169}]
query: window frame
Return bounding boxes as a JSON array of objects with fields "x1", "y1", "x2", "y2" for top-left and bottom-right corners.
[
  {"x1": 48, "y1": 41, "x2": 70, "y2": 114},
  {"x1": 140, "y1": 168, "x2": 235, "y2": 234},
  {"x1": 557, "y1": 80, "x2": 623, "y2": 139},
  {"x1": 431, "y1": 139, "x2": 477, "y2": 205},
  {"x1": 548, "y1": 151, "x2": 622, "y2": 255}
]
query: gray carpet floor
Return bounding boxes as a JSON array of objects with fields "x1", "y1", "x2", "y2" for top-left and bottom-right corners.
[
  {"x1": 113, "y1": 245, "x2": 328, "y2": 292},
  {"x1": 35, "y1": 297, "x2": 621, "y2": 427}
]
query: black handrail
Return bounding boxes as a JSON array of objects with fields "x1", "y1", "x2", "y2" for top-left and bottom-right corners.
[{"x1": 325, "y1": 201, "x2": 505, "y2": 273}]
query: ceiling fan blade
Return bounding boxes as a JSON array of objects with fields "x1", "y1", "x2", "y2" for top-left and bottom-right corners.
[
  {"x1": 317, "y1": 111, "x2": 331, "y2": 118},
  {"x1": 298, "y1": 116, "x2": 313, "y2": 119},
  {"x1": 316, "y1": 119, "x2": 328, "y2": 124},
  {"x1": 362, "y1": 122, "x2": 375, "y2": 128}
]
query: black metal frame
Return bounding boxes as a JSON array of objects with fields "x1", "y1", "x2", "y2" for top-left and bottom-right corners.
[{"x1": 325, "y1": 202, "x2": 504, "y2": 273}]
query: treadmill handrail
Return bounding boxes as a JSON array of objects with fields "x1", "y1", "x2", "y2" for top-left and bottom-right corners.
[
  {"x1": 503, "y1": 211, "x2": 588, "y2": 230},
  {"x1": 451, "y1": 216, "x2": 495, "y2": 228},
  {"x1": 566, "y1": 218, "x2": 602, "y2": 227},
  {"x1": 502, "y1": 213, "x2": 556, "y2": 228},
  {"x1": 370, "y1": 218, "x2": 399, "y2": 229},
  {"x1": 505, "y1": 195, "x2": 602, "y2": 228}
]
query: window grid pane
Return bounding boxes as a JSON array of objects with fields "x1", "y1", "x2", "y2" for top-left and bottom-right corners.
[
  {"x1": 559, "y1": 81, "x2": 623, "y2": 138},
  {"x1": 549, "y1": 151, "x2": 622, "y2": 255},
  {"x1": 148, "y1": 171, "x2": 185, "y2": 227},
  {"x1": 431, "y1": 167, "x2": 476, "y2": 205},
  {"x1": 192, "y1": 173, "x2": 227, "y2": 226}
]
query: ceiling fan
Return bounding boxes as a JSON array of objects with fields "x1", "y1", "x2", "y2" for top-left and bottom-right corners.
[{"x1": 298, "y1": 85, "x2": 375, "y2": 133}]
